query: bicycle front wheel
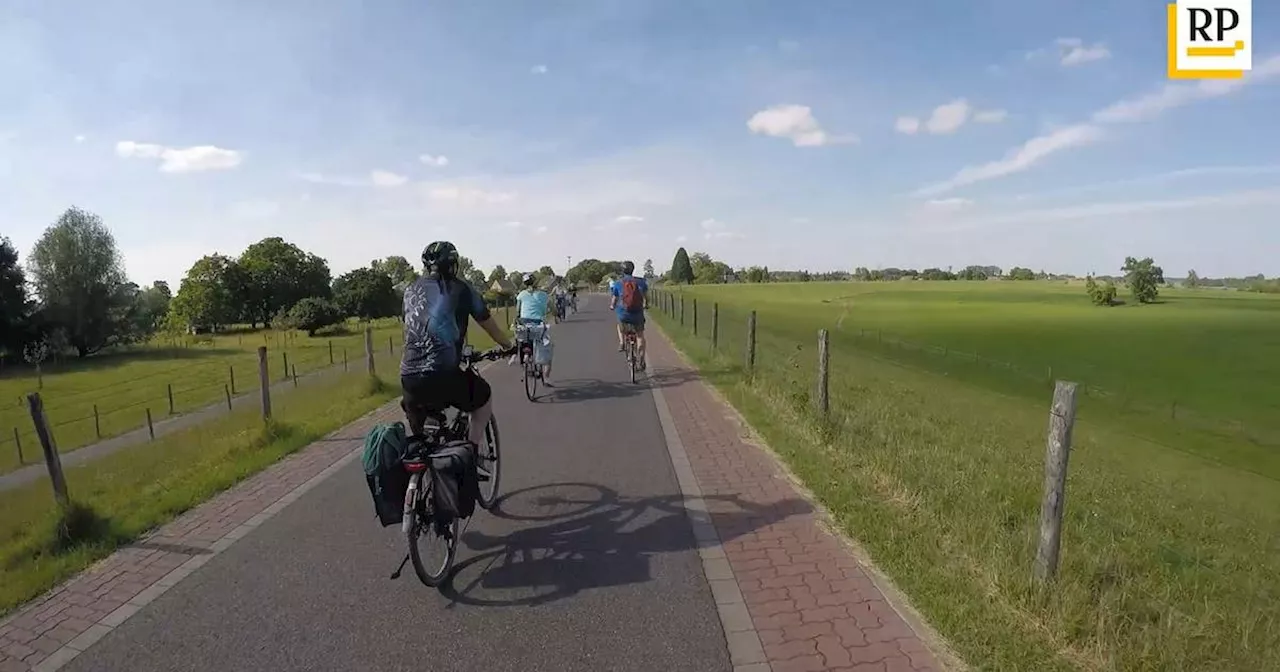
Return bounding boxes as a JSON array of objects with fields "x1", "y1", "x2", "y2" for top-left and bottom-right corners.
[
  {"x1": 524, "y1": 363, "x2": 538, "y2": 401},
  {"x1": 476, "y1": 413, "x2": 502, "y2": 509}
]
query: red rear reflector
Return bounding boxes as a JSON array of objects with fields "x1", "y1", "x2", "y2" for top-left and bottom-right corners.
[{"x1": 404, "y1": 462, "x2": 428, "y2": 473}]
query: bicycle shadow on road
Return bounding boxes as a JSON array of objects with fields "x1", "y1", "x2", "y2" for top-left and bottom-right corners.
[
  {"x1": 439, "y1": 481, "x2": 812, "y2": 608},
  {"x1": 541, "y1": 369, "x2": 703, "y2": 403}
]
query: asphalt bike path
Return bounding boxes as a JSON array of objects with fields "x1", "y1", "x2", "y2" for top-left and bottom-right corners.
[{"x1": 58, "y1": 299, "x2": 736, "y2": 672}]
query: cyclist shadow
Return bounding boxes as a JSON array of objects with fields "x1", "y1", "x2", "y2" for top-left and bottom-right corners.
[
  {"x1": 438, "y1": 482, "x2": 812, "y2": 608},
  {"x1": 543, "y1": 369, "x2": 703, "y2": 403}
]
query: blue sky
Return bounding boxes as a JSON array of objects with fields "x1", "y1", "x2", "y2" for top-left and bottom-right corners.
[{"x1": 2, "y1": 0, "x2": 1279, "y2": 285}]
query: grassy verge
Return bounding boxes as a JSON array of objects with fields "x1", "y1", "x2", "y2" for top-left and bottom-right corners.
[
  {"x1": 650, "y1": 292, "x2": 1280, "y2": 671},
  {"x1": 0, "y1": 318, "x2": 406, "y2": 474},
  {"x1": 0, "y1": 348, "x2": 402, "y2": 616}
]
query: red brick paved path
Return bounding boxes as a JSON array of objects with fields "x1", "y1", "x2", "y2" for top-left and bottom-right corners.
[{"x1": 647, "y1": 333, "x2": 950, "y2": 672}]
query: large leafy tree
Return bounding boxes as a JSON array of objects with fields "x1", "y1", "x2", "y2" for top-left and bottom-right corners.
[
  {"x1": 464, "y1": 267, "x2": 486, "y2": 288},
  {"x1": 565, "y1": 258, "x2": 623, "y2": 286},
  {"x1": 371, "y1": 255, "x2": 418, "y2": 285},
  {"x1": 238, "y1": 237, "x2": 332, "y2": 327},
  {"x1": 333, "y1": 267, "x2": 399, "y2": 320},
  {"x1": 0, "y1": 237, "x2": 32, "y2": 354},
  {"x1": 133, "y1": 281, "x2": 172, "y2": 333},
  {"x1": 280, "y1": 297, "x2": 342, "y2": 336},
  {"x1": 670, "y1": 248, "x2": 694, "y2": 284},
  {"x1": 170, "y1": 254, "x2": 244, "y2": 331},
  {"x1": 487, "y1": 265, "x2": 507, "y2": 285},
  {"x1": 1122, "y1": 256, "x2": 1164, "y2": 304},
  {"x1": 27, "y1": 207, "x2": 137, "y2": 357}
]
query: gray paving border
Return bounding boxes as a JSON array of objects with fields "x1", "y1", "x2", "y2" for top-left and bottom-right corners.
[
  {"x1": 649, "y1": 378, "x2": 772, "y2": 672},
  {"x1": 28, "y1": 361, "x2": 497, "y2": 671}
]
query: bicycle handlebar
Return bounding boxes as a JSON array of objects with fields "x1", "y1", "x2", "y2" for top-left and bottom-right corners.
[{"x1": 461, "y1": 345, "x2": 517, "y2": 365}]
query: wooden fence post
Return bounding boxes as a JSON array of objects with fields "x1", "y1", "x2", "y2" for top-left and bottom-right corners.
[
  {"x1": 364, "y1": 327, "x2": 376, "y2": 376},
  {"x1": 712, "y1": 303, "x2": 720, "y2": 350},
  {"x1": 679, "y1": 296, "x2": 685, "y2": 326},
  {"x1": 146, "y1": 408, "x2": 155, "y2": 440},
  {"x1": 13, "y1": 427, "x2": 23, "y2": 465},
  {"x1": 693, "y1": 299, "x2": 699, "y2": 336},
  {"x1": 225, "y1": 384, "x2": 232, "y2": 410},
  {"x1": 281, "y1": 352, "x2": 289, "y2": 381},
  {"x1": 1034, "y1": 380, "x2": 1078, "y2": 584},
  {"x1": 746, "y1": 311, "x2": 757, "y2": 375},
  {"x1": 343, "y1": 348, "x2": 349, "y2": 372},
  {"x1": 257, "y1": 346, "x2": 272, "y2": 420},
  {"x1": 388, "y1": 335, "x2": 394, "y2": 355},
  {"x1": 26, "y1": 394, "x2": 68, "y2": 506},
  {"x1": 816, "y1": 329, "x2": 830, "y2": 417},
  {"x1": 329, "y1": 340, "x2": 334, "y2": 365},
  {"x1": 229, "y1": 365, "x2": 236, "y2": 395},
  {"x1": 167, "y1": 383, "x2": 175, "y2": 415},
  {"x1": 292, "y1": 365, "x2": 298, "y2": 387},
  {"x1": 93, "y1": 404, "x2": 101, "y2": 439}
]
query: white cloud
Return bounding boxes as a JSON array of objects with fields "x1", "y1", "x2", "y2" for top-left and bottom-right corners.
[
  {"x1": 419, "y1": 154, "x2": 449, "y2": 167},
  {"x1": 535, "y1": 225, "x2": 548, "y2": 234},
  {"x1": 894, "y1": 116, "x2": 921, "y2": 135},
  {"x1": 116, "y1": 141, "x2": 244, "y2": 173},
  {"x1": 700, "y1": 218, "x2": 725, "y2": 231},
  {"x1": 73, "y1": 134, "x2": 86, "y2": 143},
  {"x1": 504, "y1": 220, "x2": 524, "y2": 228},
  {"x1": 747, "y1": 104, "x2": 856, "y2": 147},
  {"x1": 924, "y1": 99, "x2": 971, "y2": 134},
  {"x1": 229, "y1": 200, "x2": 281, "y2": 220},
  {"x1": 531, "y1": 64, "x2": 548, "y2": 74},
  {"x1": 914, "y1": 124, "x2": 1104, "y2": 196},
  {"x1": 974, "y1": 109, "x2": 1008, "y2": 124},
  {"x1": 915, "y1": 54, "x2": 1280, "y2": 195},
  {"x1": 923, "y1": 197, "x2": 974, "y2": 211},
  {"x1": 675, "y1": 235, "x2": 688, "y2": 243},
  {"x1": 699, "y1": 218, "x2": 742, "y2": 240},
  {"x1": 614, "y1": 215, "x2": 644, "y2": 223},
  {"x1": 1056, "y1": 37, "x2": 1111, "y2": 66},
  {"x1": 370, "y1": 170, "x2": 408, "y2": 188},
  {"x1": 426, "y1": 185, "x2": 518, "y2": 205},
  {"x1": 1094, "y1": 55, "x2": 1280, "y2": 123}
]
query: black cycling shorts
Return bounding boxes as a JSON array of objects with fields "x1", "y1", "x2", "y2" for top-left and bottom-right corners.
[{"x1": 400, "y1": 369, "x2": 492, "y2": 416}]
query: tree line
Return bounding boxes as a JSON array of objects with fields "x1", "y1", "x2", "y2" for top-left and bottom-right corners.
[{"x1": 0, "y1": 206, "x2": 616, "y2": 368}]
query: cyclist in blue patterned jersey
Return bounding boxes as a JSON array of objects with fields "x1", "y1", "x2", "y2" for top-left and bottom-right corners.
[{"x1": 400, "y1": 241, "x2": 515, "y2": 445}]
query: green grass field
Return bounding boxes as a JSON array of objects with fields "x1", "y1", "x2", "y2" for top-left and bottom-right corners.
[
  {"x1": 0, "y1": 319, "x2": 414, "y2": 475},
  {"x1": 651, "y1": 281, "x2": 1280, "y2": 671}
]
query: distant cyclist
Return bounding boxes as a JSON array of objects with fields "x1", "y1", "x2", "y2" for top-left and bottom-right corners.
[
  {"x1": 400, "y1": 241, "x2": 515, "y2": 443},
  {"x1": 609, "y1": 261, "x2": 649, "y2": 369},
  {"x1": 569, "y1": 286, "x2": 579, "y2": 312},
  {"x1": 552, "y1": 282, "x2": 569, "y2": 321},
  {"x1": 514, "y1": 273, "x2": 554, "y2": 384}
]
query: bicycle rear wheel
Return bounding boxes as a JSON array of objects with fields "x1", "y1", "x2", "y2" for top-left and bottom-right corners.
[
  {"x1": 628, "y1": 340, "x2": 637, "y2": 383},
  {"x1": 475, "y1": 413, "x2": 502, "y2": 509},
  {"x1": 407, "y1": 478, "x2": 458, "y2": 587},
  {"x1": 524, "y1": 362, "x2": 538, "y2": 401}
]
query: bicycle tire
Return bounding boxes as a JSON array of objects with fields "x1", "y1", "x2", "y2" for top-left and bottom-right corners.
[
  {"x1": 628, "y1": 340, "x2": 637, "y2": 384},
  {"x1": 476, "y1": 413, "x2": 501, "y2": 509},
  {"x1": 524, "y1": 361, "x2": 538, "y2": 401},
  {"x1": 407, "y1": 478, "x2": 459, "y2": 587}
]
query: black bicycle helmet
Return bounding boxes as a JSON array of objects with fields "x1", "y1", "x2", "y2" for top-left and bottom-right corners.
[
  {"x1": 622, "y1": 260, "x2": 635, "y2": 275},
  {"x1": 522, "y1": 272, "x2": 536, "y2": 287},
  {"x1": 421, "y1": 241, "x2": 460, "y2": 275}
]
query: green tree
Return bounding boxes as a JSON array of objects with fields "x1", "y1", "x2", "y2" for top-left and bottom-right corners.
[
  {"x1": 238, "y1": 237, "x2": 332, "y2": 327},
  {"x1": 27, "y1": 207, "x2": 137, "y2": 356},
  {"x1": 1008, "y1": 267, "x2": 1036, "y2": 280},
  {"x1": 670, "y1": 248, "x2": 695, "y2": 284},
  {"x1": 1085, "y1": 274, "x2": 1118, "y2": 306},
  {"x1": 371, "y1": 255, "x2": 418, "y2": 285},
  {"x1": 1122, "y1": 256, "x2": 1164, "y2": 304},
  {"x1": 133, "y1": 281, "x2": 172, "y2": 334},
  {"x1": 744, "y1": 266, "x2": 768, "y2": 283},
  {"x1": 0, "y1": 237, "x2": 32, "y2": 355},
  {"x1": 1185, "y1": 269, "x2": 1200, "y2": 288},
  {"x1": 170, "y1": 254, "x2": 243, "y2": 332},
  {"x1": 333, "y1": 267, "x2": 398, "y2": 320},
  {"x1": 534, "y1": 265, "x2": 556, "y2": 285},
  {"x1": 282, "y1": 297, "x2": 342, "y2": 336},
  {"x1": 487, "y1": 265, "x2": 507, "y2": 285}
]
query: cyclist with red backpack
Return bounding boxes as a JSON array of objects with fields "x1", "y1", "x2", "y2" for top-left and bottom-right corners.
[{"x1": 609, "y1": 261, "x2": 649, "y2": 370}]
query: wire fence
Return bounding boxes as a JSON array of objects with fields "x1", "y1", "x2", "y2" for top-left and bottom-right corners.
[
  {"x1": 0, "y1": 323, "x2": 407, "y2": 473},
  {"x1": 647, "y1": 286, "x2": 1280, "y2": 669}
]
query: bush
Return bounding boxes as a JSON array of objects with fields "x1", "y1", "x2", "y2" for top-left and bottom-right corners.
[
  {"x1": 284, "y1": 297, "x2": 342, "y2": 336},
  {"x1": 1085, "y1": 275, "x2": 1118, "y2": 306}
]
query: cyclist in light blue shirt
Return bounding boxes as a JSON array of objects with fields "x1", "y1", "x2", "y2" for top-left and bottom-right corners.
[{"x1": 514, "y1": 274, "x2": 554, "y2": 383}]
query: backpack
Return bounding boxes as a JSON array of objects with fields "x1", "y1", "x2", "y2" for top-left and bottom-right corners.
[
  {"x1": 361, "y1": 422, "x2": 411, "y2": 527},
  {"x1": 428, "y1": 441, "x2": 480, "y2": 524},
  {"x1": 620, "y1": 277, "x2": 644, "y2": 312}
]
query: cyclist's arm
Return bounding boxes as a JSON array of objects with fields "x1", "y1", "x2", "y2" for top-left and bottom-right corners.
[{"x1": 477, "y1": 316, "x2": 514, "y2": 350}]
